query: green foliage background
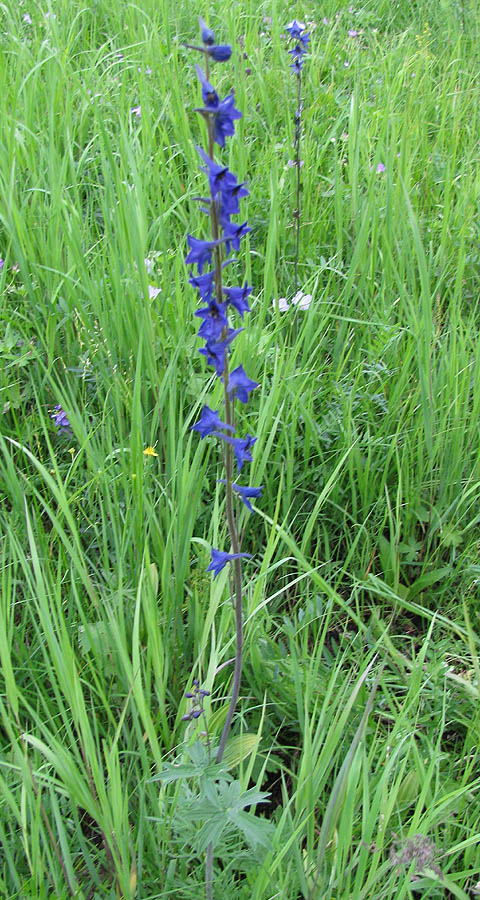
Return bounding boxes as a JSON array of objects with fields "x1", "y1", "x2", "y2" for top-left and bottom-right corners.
[{"x1": 0, "y1": 0, "x2": 479, "y2": 897}]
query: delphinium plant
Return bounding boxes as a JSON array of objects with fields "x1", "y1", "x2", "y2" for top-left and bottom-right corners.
[
  {"x1": 285, "y1": 19, "x2": 310, "y2": 294},
  {"x1": 185, "y1": 14, "x2": 262, "y2": 765},
  {"x1": 155, "y1": 17, "x2": 271, "y2": 900}
]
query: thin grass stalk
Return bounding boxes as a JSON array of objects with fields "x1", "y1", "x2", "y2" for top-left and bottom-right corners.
[{"x1": 18, "y1": 718, "x2": 76, "y2": 897}]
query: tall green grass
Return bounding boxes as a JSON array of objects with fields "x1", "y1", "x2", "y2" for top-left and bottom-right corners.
[{"x1": 1, "y1": 0, "x2": 479, "y2": 897}]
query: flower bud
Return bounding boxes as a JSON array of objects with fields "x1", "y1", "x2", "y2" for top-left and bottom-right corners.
[
  {"x1": 208, "y1": 44, "x2": 232, "y2": 62},
  {"x1": 199, "y1": 16, "x2": 215, "y2": 46}
]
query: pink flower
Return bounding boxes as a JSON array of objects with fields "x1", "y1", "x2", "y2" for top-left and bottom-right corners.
[
  {"x1": 376, "y1": 162, "x2": 386, "y2": 173},
  {"x1": 348, "y1": 29, "x2": 359, "y2": 37}
]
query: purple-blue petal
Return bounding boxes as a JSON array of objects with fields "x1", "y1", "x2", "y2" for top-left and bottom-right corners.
[{"x1": 207, "y1": 548, "x2": 253, "y2": 578}]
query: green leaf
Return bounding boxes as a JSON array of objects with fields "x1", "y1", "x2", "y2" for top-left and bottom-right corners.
[
  {"x1": 407, "y1": 567, "x2": 452, "y2": 600},
  {"x1": 228, "y1": 809, "x2": 274, "y2": 850},
  {"x1": 233, "y1": 785, "x2": 271, "y2": 810},
  {"x1": 397, "y1": 769, "x2": 421, "y2": 806},
  {"x1": 195, "y1": 815, "x2": 228, "y2": 852},
  {"x1": 150, "y1": 763, "x2": 204, "y2": 785},
  {"x1": 222, "y1": 733, "x2": 260, "y2": 768},
  {"x1": 149, "y1": 562, "x2": 159, "y2": 595}
]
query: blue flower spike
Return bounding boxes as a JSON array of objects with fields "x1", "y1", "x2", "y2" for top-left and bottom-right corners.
[
  {"x1": 185, "y1": 21, "x2": 260, "y2": 562},
  {"x1": 183, "y1": 16, "x2": 262, "y2": 871}
]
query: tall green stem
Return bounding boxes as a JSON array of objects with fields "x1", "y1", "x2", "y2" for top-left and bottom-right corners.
[{"x1": 293, "y1": 70, "x2": 302, "y2": 291}]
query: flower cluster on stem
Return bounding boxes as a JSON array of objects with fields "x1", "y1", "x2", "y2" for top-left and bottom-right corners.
[
  {"x1": 185, "y1": 17, "x2": 262, "y2": 760},
  {"x1": 285, "y1": 20, "x2": 310, "y2": 289},
  {"x1": 184, "y1": 19, "x2": 263, "y2": 897},
  {"x1": 50, "y1": 405, "x2": 72, "y2": 435}
]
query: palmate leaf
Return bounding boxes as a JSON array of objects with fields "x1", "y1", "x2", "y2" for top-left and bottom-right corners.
[
  {"x1": 230, "y1": 785, "x2": 270, "y2": 809},
  {"x1": 228, "y1": 809, "x2": 275, "y2": 849},
  {"x1": 151, "y1": 763, "x2": 210, "y2": 785},
  {"x1": 151, "y1": 761, "x2": 227, "y2": 785},
  {"x1": 151, "y1": 741, "x2": 232, "y2": 785},
  {"x1": 194, "y1": 809, "x2": 274, "y2": 853},
  {"x1": 176, "y1": 778, "x2": 273, "y2": 853},
  {"x1": 195, "y1": 815, "x2": 231, "y2": 852}
]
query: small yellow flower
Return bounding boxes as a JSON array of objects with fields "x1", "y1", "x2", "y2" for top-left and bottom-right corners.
[
  {"x1": 68, "y1": 447, "x2": 75, "y2": 456},
  {"x1": 143, "y1": 446, "x2": 158, "y2": 457}
]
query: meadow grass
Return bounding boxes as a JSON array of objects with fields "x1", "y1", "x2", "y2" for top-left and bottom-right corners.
[{"x1": 1, "y1": 0, "x2": 480, "y2": 897}]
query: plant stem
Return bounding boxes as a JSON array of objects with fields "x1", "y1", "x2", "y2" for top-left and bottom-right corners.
[{"x1": 293, "y1": 69, "x2": 302, "y2": 291}]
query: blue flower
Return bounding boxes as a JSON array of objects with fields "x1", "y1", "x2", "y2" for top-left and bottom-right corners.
[
  {"x1": 289, "y1": 44, "x2": 305, "y2": 61},
  {"x1": 185, "y1": 234, "x2": 224, "y2": 273},
  {"x1": 207, "y1": 548, "x2": 252, "y2": 578},
  {"x1": 212, "y1": 432, "x2": 257, "y2": 471},
  {"x1": 220, "y1": 180, "x2": 249, "y2": 217},
  {"x1": 197, "y1": 146, "x2": 237, "y2": 196},
  {"x1": 191, "y1": 405, "x2": 235, "y2": 438},
  {"x1": 50, "y1": 405, "x2": 72, "y2": 434},
  {"x1": 222, "y1": 283, "x2": 252, "y2": 318},
  {"x1": 213, "y1": 92, "x2": 242, "y2": 147},
  {"x1": 199, "y1": 328, "x2": 243, "y2": 375},
  {"x1": 195, "y1": 299, "x2": 229, "y2": 340},
  {"x1": 218, "y1": 481, "x2": 263, "y2": 512},
  {"x1": 208, "y1": 44, "x2": 232, "y2": 62},
  {"x1": 226, "y1": 365, "x2": 259, "y2": 403},
  {"x1": 195, "y1": 64, "x2": 219, "y2": 108},
  {"x1": 286, "y1": 20, "x2": 306, "y2": 39},
  {"x1": 221, "y1": 219, "x2": 251, "y2": 254},
  {"x1": 195, "y1": 69, "x2": 242, "y2": 147},
  {"x1": 290, "y1": 56, "x2": 304, "y2": 73},
  {"x1": 189, "y1": 269, "x2": 216, "y2": 302}
]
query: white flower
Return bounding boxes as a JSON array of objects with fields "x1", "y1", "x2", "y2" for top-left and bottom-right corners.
[
  {"x1": 148, "y1": 285, "x2": 161, "y2": 300},
  {"x1": 272, "y1": 297, "x2": 290, "y2": 311},
  {"x1": 291, "y1": 291, "x2": 312, "y2": 310}
]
